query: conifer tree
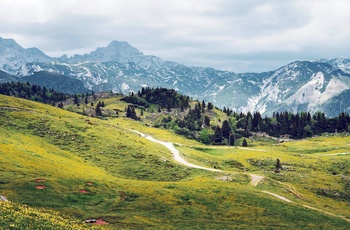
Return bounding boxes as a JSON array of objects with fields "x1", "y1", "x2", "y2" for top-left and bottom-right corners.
[
  {"x1": 74, "y1": 94, "x2": 79, "y2": 105},
  {"x1": 204, "y1": 116, "x2": 210, "y2": 127},
  {"x1": 242, "y1": 138, "x2": 248, "y2": 147},
  {"x1": 221, "y1": 120, "x2": 231, "y2": 140},
  {"x1": 213, "y1": 126, "x2": 223, "y2": 144},
  {"x1": 95, "y1": 104, "x2": 102, "y2": 116},
  {"x1": 275, "y1": 158, "x2": 282, "y2": 173}
]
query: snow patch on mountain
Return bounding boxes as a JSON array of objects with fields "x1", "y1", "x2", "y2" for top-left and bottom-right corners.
[
  {"x1": 285, "y1": 72, "x2": 350, "y2": 112},
  {"x1": 3, "y1": 37, "x2": 350, "y2": 117},
  {"x1": 320, "y1": 76, "x2": 350, "y2": 103},
  {"x1": 285, "y1": 72, "x2": 324, "y2": 105},
  {"x1": 121, "y1": 82, "x2": 130, "y2": 91}
]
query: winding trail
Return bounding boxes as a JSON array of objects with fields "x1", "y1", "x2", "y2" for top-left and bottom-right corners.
[
  {"x1": 262, "y1": 191, "x2": 292, "y2": 203},
  {"x1": 131, "y1": 130, "x2": 221, "y2": 172},
  {"x1": 131, "y1": 129, "x2": 350, "y2": 224}
]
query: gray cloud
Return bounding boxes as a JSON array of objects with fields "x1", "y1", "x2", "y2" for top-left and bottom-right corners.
[{"x1": 1, "y1": 0, "x2": 350, "y2": 72}]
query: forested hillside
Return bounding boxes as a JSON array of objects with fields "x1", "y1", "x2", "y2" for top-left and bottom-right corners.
[
  {"x1": 0, "y1": 81, "x2": 69, "y2": 105},
  {"x1": 1, "y1": 84, "x2": 349, "y2": 144}
]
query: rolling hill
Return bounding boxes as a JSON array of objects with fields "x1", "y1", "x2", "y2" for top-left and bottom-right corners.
[{"x1": 1, "y1": 94, "x2": 350, "y2": 229}]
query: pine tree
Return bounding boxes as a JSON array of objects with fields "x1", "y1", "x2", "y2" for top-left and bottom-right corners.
[
  {"x1": 213, "y1": 126, "x2": 223, "y2": 144},
  {"x1": 202, "y1": 100, "x2": 206, "y2": 109},
  {"x1": 204, "y1": 116, "x2": 210, "y2": 127},
  {"x1": 95, "y1": 104, "x2": 102, "y2": 116},
  {"x1": 126, "y1": 106, "x2": 131, "y2": 117},
  {"x1": 221, "y1": 120, "x2": 231, "y2": 140},
  {"x1": 242, "y1": 138, "x2": 248, "y2": 147},
  {"x1": 275, "y1": 158, "x2": 282, "y2": 173},
  {"x1": 74, "y1": 94, "x2": 79, "y2": 105},
  {"x1": 126, "y1": 105, "x2": 138, "y2": 120}
]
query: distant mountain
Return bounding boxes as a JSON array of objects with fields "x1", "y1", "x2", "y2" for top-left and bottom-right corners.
[
  {"x1": 57, "y1": 41, "x2": 144, "y2": 63},
  {"x1": 1, "y1": 37, "x2": 350, "y2": 116},
  {"x1": 0, "y1": 37, "x2": 51, "y2": 75},
  {"x1": 239, "y1": 61, "x2": 350, "y2": 116}
]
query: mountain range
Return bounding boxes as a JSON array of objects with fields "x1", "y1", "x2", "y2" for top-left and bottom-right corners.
[{"x1": 1, "y1": 37, "x2": 350, "y2": 117}]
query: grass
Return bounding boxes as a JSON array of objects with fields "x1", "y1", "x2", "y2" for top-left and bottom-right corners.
[
  {"x1": 1, "y1": 94, "x2": 350, "y2": 229},
  {"x1": 0, "y1": 201, "x2": 96, "y2": 229}
]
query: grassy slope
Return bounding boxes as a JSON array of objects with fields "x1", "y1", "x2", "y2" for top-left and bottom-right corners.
[{"x1": 0, "y1": 94, "x2": 349, "y2": 229}]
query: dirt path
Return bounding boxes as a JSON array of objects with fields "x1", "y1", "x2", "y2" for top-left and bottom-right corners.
[
  {"x1": 262, "y1": 191, "x2": 292, "y2": 202},
  {"x1": 132, "y1": 129, "x2": 350, "y2": 224},
  {"x1": 250, "y1": 174, "x2": 264, "y2": 186},
  {"x1": 302, "y1": 205, "x2": 350, "y2": 223},
  {"x1": 319, "y1": 152, "x2": 350, "y2": 156},
  {"x1": 131, "y1": 130, "x2": 221, "y2": 172},
  {"x1": 262, "y1": 191, "x2": 350, "y2": 223}
]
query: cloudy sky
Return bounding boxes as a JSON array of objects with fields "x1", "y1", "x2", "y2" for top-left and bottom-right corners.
[{"x1": 1, "y1": 0, "x2": 350, "y2": 72}]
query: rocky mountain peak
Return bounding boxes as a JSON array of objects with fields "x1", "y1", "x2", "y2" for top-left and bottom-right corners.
[{"x1": 2, "y1": 37, "x2": 350, "y2": 117}]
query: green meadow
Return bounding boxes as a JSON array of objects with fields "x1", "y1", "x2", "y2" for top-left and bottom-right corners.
[{"x1": 1, "y1": 94, "x2": 350, "y2": 229}]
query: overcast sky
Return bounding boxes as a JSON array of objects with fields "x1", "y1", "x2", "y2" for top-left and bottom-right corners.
[{"x1": 1, "y1": 0, "x2": 350, "y2": 72}]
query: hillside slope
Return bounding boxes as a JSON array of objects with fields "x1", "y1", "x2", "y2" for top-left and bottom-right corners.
[{"x1": 0, "y1": 95, "x2": 350, "y2": 229}]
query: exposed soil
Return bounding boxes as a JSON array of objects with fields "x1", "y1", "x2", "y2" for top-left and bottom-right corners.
[
  {"x1": 35, "y1": 178, "x2": 46, "y2": 183},
  {"x1": 79, "y1": 189, "x2": 88, "y2": 194},
  {"x1": 86, "y1": 182, "x2": 94, "y2": 185},
  {"x1": 94, "y1": 218, "x2": 108, "y2": 225},
  {"x1": 262, "y1": 191, "x2": 292, "y2": 203},
  {"x1": 132, "y1": 130, "x2": 221, "y2": 172},
  {"x1": 250, "y1": 174, "x2": 264, "y2": 186},
  {"x1": 35, "y1": 185, "x2": 46, "y2": 189}
]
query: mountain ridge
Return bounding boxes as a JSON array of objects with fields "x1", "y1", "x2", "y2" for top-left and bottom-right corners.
[{"x1": 1, "y1": 37, "x2": 350, "y2": 116}]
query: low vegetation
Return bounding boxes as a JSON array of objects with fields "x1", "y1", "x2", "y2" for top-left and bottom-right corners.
[
  {"x1": 1, "y1": 87, "x2": 350, "y2": 229},
  {"x1": 0, "y1": 201, "x2": 95, "y2": 229}
]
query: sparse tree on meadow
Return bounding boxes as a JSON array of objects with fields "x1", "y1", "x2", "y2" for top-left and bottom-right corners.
[
  {"x1": 95, "y1": 104, "x2": 102, "y2": 117},
  {"x1": 242, "y1": 138, "x2": 248, "y2": 147},
  {"x1": 275, "y1": 158, "x2": 282, "y2": 173}
]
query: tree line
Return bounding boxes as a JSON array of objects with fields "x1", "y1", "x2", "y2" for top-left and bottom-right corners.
[
  {"x1": 0, "y1": 81, "x2": 68, "y2": 105},
  {"x1": 122, "y1": 87, "x2": 190, "y2": 111},
  {"x1": 3, "y1": 82, "x2": 349, "y2": 145},
  {"x1": 196, "y1": 109, "x2": 350, "y2": 145},
  {"x1": 123, "y1": 87, "x2": 191, "y2": 120},
  {"x1": 123, "y1": 88, "x2": 350, "y2": 145}
]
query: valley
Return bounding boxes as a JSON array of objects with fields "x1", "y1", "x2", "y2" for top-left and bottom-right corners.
[{"x1": 1, "y1": 93, "x2": 350, "y2": 229}]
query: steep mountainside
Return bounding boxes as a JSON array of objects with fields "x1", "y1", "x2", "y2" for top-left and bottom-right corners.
[
  {"x1": 1, "y1": 37, "x2": 350, "y2": 116},
  {"x1": 0, "y1": 37, "x2": 51, "y2": 74}
]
